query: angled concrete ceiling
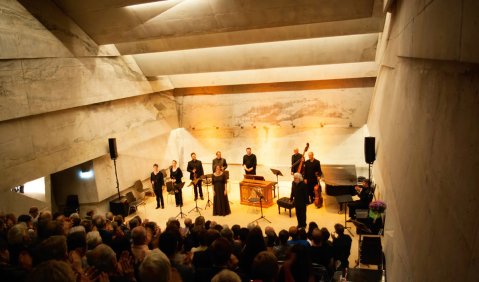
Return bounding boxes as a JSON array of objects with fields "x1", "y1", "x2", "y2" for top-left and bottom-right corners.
[{"x1": 49, "y1": 0, "x2": 387, "y2": 125}]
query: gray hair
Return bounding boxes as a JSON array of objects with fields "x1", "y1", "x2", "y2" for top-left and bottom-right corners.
[
  {"x1": 86, "y1": 231, "x2": 102, "y2": 250},
  {"x1": 7, "y1": 223, "x2": 29, "y2": 245},
  {"x1": 86, "y1": 244, "x2": 117, "y2": 273},
  {"x1": 212, "y1": 269, "x2": 241, "y2": 282},
  {"x1": 139, "y1": 249, "x2": 171, "y2": 282},
  {"x1": 293, "y1": 172, "x2": 303, "y2": 182}
]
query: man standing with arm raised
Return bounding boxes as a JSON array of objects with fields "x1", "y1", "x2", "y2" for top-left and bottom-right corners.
[{"x1": 242, "y1": 147, "x2": 257, "y2": 175}]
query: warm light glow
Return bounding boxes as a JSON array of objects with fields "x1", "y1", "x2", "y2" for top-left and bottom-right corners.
[
  {"x1": 79, "y1": 170, "x2": 94, "y2": 179},
  {"x1": 23, "y1": 177, "x2": 46, "y2": 195}
]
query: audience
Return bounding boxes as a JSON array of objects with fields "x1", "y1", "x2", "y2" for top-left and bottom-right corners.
[{"x1": 0, "y1": 205, "x2": 355, "y2": 282}]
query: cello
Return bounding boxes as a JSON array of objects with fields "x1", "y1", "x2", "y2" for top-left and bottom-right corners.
[{"x1": 295, "y1": 143, "x2": 309, "y2": 174}]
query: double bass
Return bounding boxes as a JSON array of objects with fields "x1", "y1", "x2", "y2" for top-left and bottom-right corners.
[
  {"x1": 295, "y1": 143, "x2": 322, "y2": 208},
  {"x1": 295, "y1": 143, "x2": 309, "y2": 174}
]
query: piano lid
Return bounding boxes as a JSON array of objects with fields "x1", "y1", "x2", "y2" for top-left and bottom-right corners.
[{"x1": 322, "y1": 164, "x2": 357, "y2": 186}]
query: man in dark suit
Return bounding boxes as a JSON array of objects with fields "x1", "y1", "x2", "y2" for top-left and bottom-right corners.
[
  {"x1": 187, "y1": 152, "x2": 205, "y2": 200},
  {"x1": 291, "y1": 148, "x2": 303, "y2": 175},
  {"x1": 150, "y1": 164, "x2": 165, "y2": 209},
  {"x1": 348, "y1": 179, "x2": 373, "y2": 218},
  {"x1": 242, "y1": 147, "x2": 257, "y2": 175},
  {"x1": 290, "y1": 173, "x2": 308, "y2": 228},
  {"x1": 303, "y1": 152, "x2": 323, "y2": 204}
]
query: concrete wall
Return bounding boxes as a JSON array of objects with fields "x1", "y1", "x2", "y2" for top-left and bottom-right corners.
[
  {"x1": 0, "y1": 0, "x2": 178, "y2": 212},
  {"x1": 368, "y1": 0, "x2": 479, "y2": 280}
]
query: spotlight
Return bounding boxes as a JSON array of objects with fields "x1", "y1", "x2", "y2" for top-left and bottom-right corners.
[
  {"x1": 240, "y1": 126, "x2": 244, "y2": 129},
  {"x1": 292, "y1": 124, "x2": 296, "y2": 128},
  {"x1": 349, "y1": 122, "x2": 353, "y2": 128},
  {"x1": 216, "y1": 126, "x2": 219, "y2": 130},
  {"x1": 320, "y1": 123, "x2": 324, "y2": 128}
]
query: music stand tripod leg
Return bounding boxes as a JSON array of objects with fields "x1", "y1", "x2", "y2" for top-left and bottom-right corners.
[{"x1": 344, "y1": 202, "x2": 354, "y2": 237}]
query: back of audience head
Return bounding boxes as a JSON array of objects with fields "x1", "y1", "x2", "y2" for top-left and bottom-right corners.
[
  {"x1": 67, "y1": 231, "x2": 86, "y2": 254},
  {"x1": 34, "y1": 235, "x2": 68, "y2": 263},
  {"x1": 205, "y1": 229, "x2": 221, "y2": 247},
  {"x1": 86, "y1": 231, "x2": 102, "y2": 250},
  {"x1": 220, "y1": 227, "x2": 234, "y2": 242},
  {"x1": 312, "y1": 228, "x2": 321, "y2": 245},
  {"x1": 211, "y1": 269, "x2": 241, "y2": 282},
  {"x1": 139, "y1": 249, "x2": 171, "y2": 282},
  {"x1": 27, "y1": 260, "x2": 76, "y2": 282},
  {"x1": 211, "y1": 237, "x2": 232, "y2": 266},
  {"x1": 251, "y1": 251, "x2": 279, "y2": 282},
  {"x1": 132, "y1": 226, "x2": 147, "y2": 246},
  {"x1": 86, "y1": 244, "x2": 117, "y2": 273},
  {"x1": 159, "y1": 229, "x2": 180, "y2": 258},
  {"x1": 288, "y1": 226, "x2": 298, "y2": 240},
  {"x1": 320, "y1": 227, "x2": 331, "y2": 242},
  {"x1": 298, "y1": 228, "x2": 307, "y2": 240},
  {"x1": 278, "y1": 229, "x2": 289, "y2": 245},
  {"x1": 334, "y1": 223, "x2": 345, "y2": 235}
]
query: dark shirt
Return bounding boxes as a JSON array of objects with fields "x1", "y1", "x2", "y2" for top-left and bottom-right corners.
[
  {"x1": 170, "y1": 167, "x2": 183, "y2": 184},
  {"x1": 303, "y1": 159, "x2": 322, "y2": 183},
  {"x1": 290, "y1": 181, "x2": 308, "y2": 208},
  {"x1": 212, "y1": 157, "x2": 228, "y2": 172},
  {"x1": 332, "y1": 234, "x2": 352, "y2": 265},
  {"x1": 358, "y1": 186, "x2": 373, "y2": 203},
  {"x1": 187, "y1": 159, "x2": 204, "y2": 180},
  {"x1": 242, "y1": 154, "x2": 257, "y2": 174},
  {"x1": 150, "y1": 171, "x2": 164, "y2": 190},
  {"x1": 311, "y1": 242, "x2": 334, "y2": 267},
  {"x1": 291, "y1": 153, "x2": 303, "y2": 173}
]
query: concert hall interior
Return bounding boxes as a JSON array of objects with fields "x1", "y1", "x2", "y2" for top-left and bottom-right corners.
[{"x1": 0, "y1": 0, "x2": 478, "y2": 281}]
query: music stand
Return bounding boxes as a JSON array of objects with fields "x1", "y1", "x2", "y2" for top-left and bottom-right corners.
[
  {"x1": 249, "y1": 187, "x2": 271, "y2": 224},
  {"x1": 204, "y1": 174, "x2": 213, "y2": 209},
  {"x1": 270, "y1": 168, "x2": 283, "y2": 198},
  {"x1": 335, "y1": 194, "x2": 354, "y2": 236},
  {"x1": 175, "y1": 182, "x2": 187, "y2": 219},
  {"x1": 188, "y1": 176, "x2": 204, "y2": 215}
]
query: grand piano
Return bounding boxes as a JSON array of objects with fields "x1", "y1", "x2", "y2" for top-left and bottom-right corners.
[
  {"x1": 239, "y1": 175, "x2": 275, "y2": 208},
  {"x1": 323, "y1": 164, "x2": 358, "y2": 196}
]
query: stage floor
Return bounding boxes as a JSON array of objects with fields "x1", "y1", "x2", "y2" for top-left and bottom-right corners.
[{"x1": 126, "y1": 180, "x2": 364, "y2": 268}]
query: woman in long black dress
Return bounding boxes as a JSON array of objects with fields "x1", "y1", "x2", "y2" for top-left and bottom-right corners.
[
  {"x1": 213, "y1": 165, "x2": 231, "y2": 216},
  {"x1": 170, "y1": 160, "x2": 183, "y2": 207}
]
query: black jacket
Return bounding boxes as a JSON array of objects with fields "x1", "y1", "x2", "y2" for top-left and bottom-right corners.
[
  {"x1": 187, "y1": 160, "x2": 204, "y2": 180},
  {"x1": 290, "y1": 181, "x2": 308, "y2": 208}
]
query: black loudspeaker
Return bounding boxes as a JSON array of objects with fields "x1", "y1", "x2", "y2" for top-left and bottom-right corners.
[
  {"x1": 365, "y1": 137, "x2": 376, "y2": 164},
  {"x1": 108, "y1": 138, "x2": 118, "y2": 160}
]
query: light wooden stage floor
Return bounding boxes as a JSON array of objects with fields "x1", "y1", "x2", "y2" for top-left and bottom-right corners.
[{"x1": 127, "y1": 180, "x2": 362, "y2": 267}]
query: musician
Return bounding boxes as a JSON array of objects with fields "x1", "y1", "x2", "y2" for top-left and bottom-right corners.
[
  {"x1": 348, "y1": 179, "x2": 373, "y2": 219},
  {"x1": 290, "y1": 173, "x2": 308, "y2": 228},
  {"x1": 150, "y1": 164, "x2": 165, "y2": 209},
  {"x1": 242, "y1": 147, "x2": 257, "y2": 175},
  {"x1": 213, "y1": 165, "x2": 231, "y2": 216},
  {"x1": 212, "y1": 151, "x2": 228, "y2": 172},
  {"x1": 291, "y1": 148, "x2": 303, "y2": 175},
  {"x1": 170, "y1": 160, "x2": 183, "y2": 207},
  {"x1": 187, "y1": 152, "x2": 205, "y2": 201},
  {"x1": 303, "y1": 152, "x2": 323, "y2": 204}
]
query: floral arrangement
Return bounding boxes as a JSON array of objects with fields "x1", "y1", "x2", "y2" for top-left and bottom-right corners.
[{"x1": 369, "y1": 200, "x2": 387, "y2": 213}]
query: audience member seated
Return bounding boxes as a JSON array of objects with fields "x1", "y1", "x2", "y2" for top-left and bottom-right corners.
[
  {"x1": 278, "y1": 244, "x2": 313, "y2": 282},
  {"x1": 0, "y1": 205, "x2": 357, "y2": 282},
  {"x1": 332, "y1": 223, "x2": 352, "y2": 270},
  {"x1": 139, "y1": 249, "x2": 181, "y2": 282},
  {"x1": 251, "y1": 251, "x2": 279, "y2": 282},
  {"x1": 239, "y1": 226, "x2": 266, "y2": 279},
  {"x1": 273, "y1": 229, "x2": 291, "y2": 262},
  {"x1": 130, "y1": 226, "x2": 150, "y2": 264},
  {"x1": 212, "y1": 269, "x2": 242, "y2": 282},
  {"x1": 310, "y1": 228, "x2": 334, "y2": 275},
  {"x1": 287, "y1": 226, "x2": 310, "y2": 247}
]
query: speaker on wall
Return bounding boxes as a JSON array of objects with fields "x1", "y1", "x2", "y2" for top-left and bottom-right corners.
[
  {"x1": 108, "y1": 138, "x2": 118, "y2": 160},
  {"x1": 365, "y1": 137, "x2": 376, "y2": 164}
]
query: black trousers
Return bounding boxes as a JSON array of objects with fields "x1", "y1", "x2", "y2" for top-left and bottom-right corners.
[
  {"x1": 175, "y1": 189, "x2": 183, "y2": 206},
  {"x1": 154, "y1": 188, "x2": 164, "y2": 208},
  {"x1": 296, "y1": 205, "x2": 307, "y2": 228},
  {"x1": 193, "y1": 181, "x2": 203, "y2": 199}
]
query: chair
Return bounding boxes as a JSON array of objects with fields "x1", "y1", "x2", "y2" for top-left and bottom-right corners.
[
  {"x1": 166, "y1": 181, "x2": 176, "y2": 204},
  {"x1": 134, "y1": 180, "x2": 151, "y2": 200},
  {"x1": 125, "y1": 191, "x2": 144, "y2": 215},
  {"x1": 63, "y1": 195, "x2": 79, "y2": 216},
  {"x1": 358, "y1": 235, "x2": 383, "y2": 269}
]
